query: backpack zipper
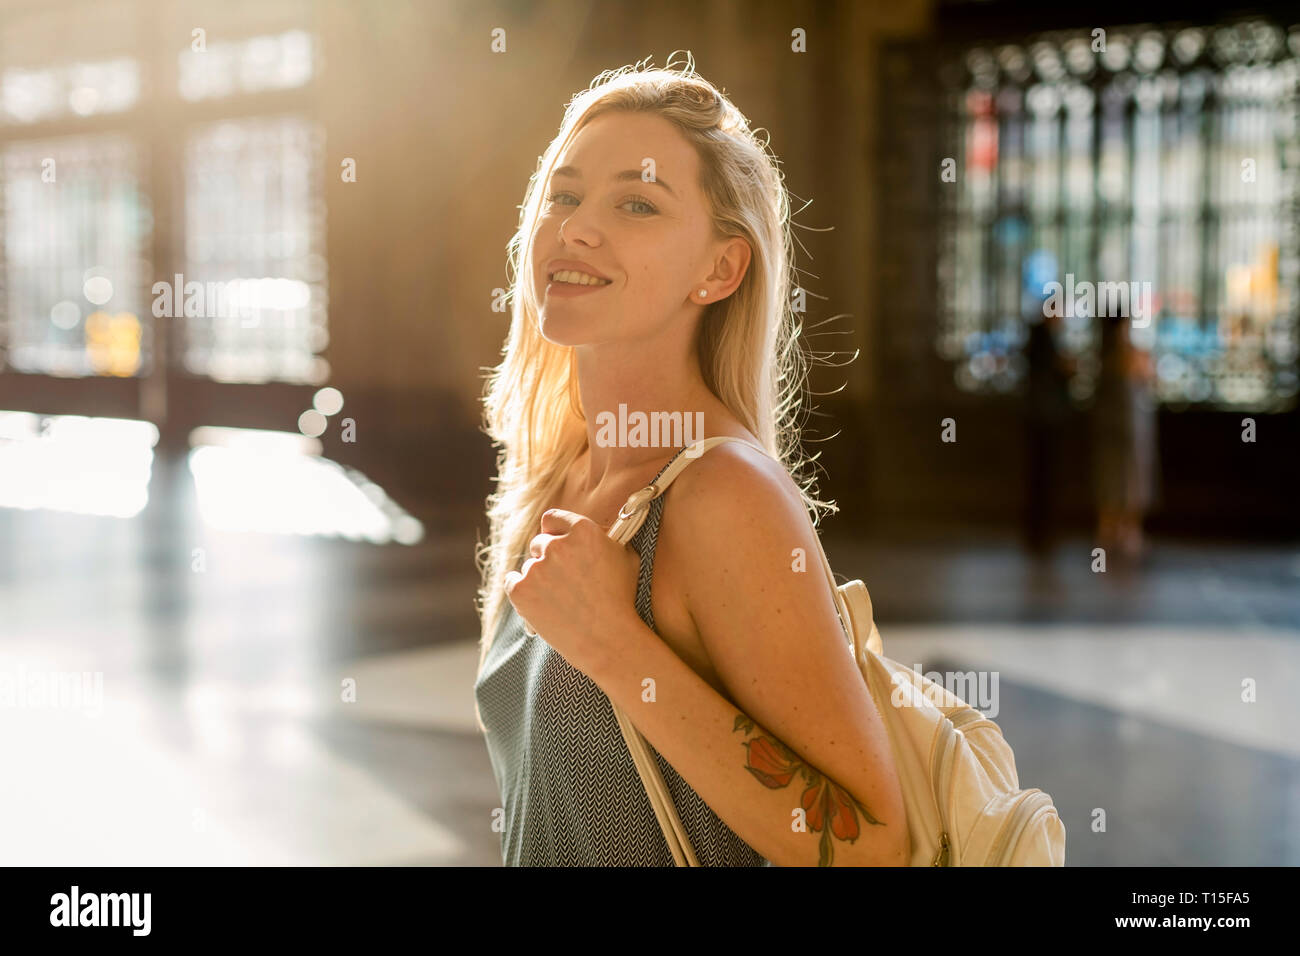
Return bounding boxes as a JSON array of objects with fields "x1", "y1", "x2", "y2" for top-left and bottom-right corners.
[
  {"x1": 930, "y1": 717, "x2": 958, "y2": 865},
  {"x1": 929, "y1": 706, "x2": 992, "y2": 865}
]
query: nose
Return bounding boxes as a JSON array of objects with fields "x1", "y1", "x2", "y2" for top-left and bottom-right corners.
[{"x1": 556, "y1": 204, "x2": 600, "y2": 248}]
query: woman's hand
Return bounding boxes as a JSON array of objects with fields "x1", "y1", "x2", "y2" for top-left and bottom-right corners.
[{"x1": 504, "y1": 508, "x2": 644, "y2": 678}]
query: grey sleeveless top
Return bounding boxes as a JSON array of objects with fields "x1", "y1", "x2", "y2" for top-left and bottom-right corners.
[{"x1": 474, "y1": 449, "x2": 771, "y2": 866}]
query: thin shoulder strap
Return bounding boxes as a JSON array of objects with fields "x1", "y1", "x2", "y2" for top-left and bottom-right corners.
[
  {"x1": 607, "y1": 435, "x2": 851, "y2": 642},
  {"x1": 607, "y1": 435, "x2": 762, "y2": 541}
]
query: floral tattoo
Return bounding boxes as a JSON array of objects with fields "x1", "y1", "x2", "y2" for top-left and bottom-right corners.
[{"x1": 735, "y1": 714, "x2": 883, "y2": 866}]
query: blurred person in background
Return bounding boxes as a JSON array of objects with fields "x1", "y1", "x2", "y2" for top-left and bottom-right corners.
[
  {"x1": 1091, "y1": 308, "x2": 1159, "y2": 562},
  {"x1": 1021, "y1": 310, "x2": 1073, "y2": 557}
]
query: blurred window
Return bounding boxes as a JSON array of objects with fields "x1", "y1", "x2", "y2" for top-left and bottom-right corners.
[
  {"x1": 2, "y1": 57, "x2": 140, "y2": 124},
  {"x1": 178, "y1": 29, "x2": 314, "y2": 101},
  {"x1": 179, "y1": 115, "x2": 328, "y2": 384},
  {"x1": 939, "y1": 20, "x2": 1300, "y2": 410},
  {"x1": 0, "y1": 1, "x2": 326, "y2": 386},
  {"x1": 1, "y1": 135, "x2": 150, "y2": 376}
]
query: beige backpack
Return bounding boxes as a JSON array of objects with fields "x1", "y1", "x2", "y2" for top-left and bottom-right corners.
[{"x1": 606, "y1": 435, "x2": 1066, "y2": 866}]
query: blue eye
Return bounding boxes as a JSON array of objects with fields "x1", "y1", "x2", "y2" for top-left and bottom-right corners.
[
  {"x1": 542, "y1": 191, "x2": 657, "y2": 215},
  {"x1": 621, "y1": 196, "x2": 657, "y2": 215}
]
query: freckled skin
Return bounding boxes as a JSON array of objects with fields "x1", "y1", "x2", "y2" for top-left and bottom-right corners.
[{"x1": 734, "y1": 713, "x2": 884, "y2": 866}]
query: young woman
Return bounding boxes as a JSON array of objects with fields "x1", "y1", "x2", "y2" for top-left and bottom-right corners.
[{"x1": 472, "y1": 56, "x2": 907, "y2": 867}]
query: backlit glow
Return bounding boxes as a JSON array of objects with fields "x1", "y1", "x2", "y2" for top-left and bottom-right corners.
[
  {"x1": 0, "y1": 412, "x2": 156, "y2": 517},
  {"x1": 186, "y1": 427, "x2": 423, "y2": 544}
]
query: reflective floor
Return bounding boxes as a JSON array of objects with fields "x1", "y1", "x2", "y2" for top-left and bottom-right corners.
[{"x1": 2, "y1": 452, "x2": 1298, "y2": 866}]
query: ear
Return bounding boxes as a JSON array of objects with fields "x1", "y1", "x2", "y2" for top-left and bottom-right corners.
[{"x1": 706, "y1": 235, "x2": 752, "y2": 300}]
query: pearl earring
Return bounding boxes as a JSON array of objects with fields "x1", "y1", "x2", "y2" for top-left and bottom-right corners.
[{"x1": 698, "y1": 289, "x2": 707, "y2": 298}]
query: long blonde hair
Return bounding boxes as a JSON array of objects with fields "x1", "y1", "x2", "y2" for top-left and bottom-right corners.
[{"x1": 473, "y1": 53, "x2": 838, "y2": 731}]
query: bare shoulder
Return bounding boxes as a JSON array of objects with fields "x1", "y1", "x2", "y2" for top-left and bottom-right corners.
[
  {"x1": 667, "y1": 437, "x2": 813, "y2": 539},
  {"x1": 663, "y1": 437, "x2": 841, "y2": 650}
]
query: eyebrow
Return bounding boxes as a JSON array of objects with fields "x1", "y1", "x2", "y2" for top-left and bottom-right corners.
[{"x1": 551, "y1": 165, "x2": 678, "y2": 200}]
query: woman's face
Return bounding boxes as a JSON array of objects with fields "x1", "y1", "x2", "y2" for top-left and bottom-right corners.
[{"x1": 531, "y1": 110, "x2": 733, "y2": 347}]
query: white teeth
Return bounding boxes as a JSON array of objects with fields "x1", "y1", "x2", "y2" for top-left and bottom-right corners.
[{"x1": 552, "y1": 270, "x2": 610, "y2": 286}]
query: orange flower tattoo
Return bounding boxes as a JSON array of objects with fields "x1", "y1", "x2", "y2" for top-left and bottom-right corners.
[{"x1": 735, "y1": 714, "x2": 883, "y2": 866}]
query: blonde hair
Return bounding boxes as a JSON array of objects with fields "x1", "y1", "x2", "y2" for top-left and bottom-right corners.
[{"x1": 472, "y1": 52, "x2": 838, "y2": 732}]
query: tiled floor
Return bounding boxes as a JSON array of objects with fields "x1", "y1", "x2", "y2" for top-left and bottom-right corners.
[{"x1": 2, "y1": 454, "x2": 1297, "y2": 866}]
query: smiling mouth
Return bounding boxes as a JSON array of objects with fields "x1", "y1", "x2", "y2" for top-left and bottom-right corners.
[{"x1": 548, "y1": 271, "x2": 612, "y2": 286}]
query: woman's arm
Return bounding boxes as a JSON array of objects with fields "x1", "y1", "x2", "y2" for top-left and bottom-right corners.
[
  {"x1": 586, "y1": 443, "x2": 909, "y2": 867},
  {"x1": 588, "y1": 612, "x2": 905, "y2": 866}
]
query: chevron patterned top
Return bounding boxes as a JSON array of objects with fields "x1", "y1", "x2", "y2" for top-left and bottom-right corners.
[{"x1": 474, "y1": 447, "x2": 771, "y2": 866}]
